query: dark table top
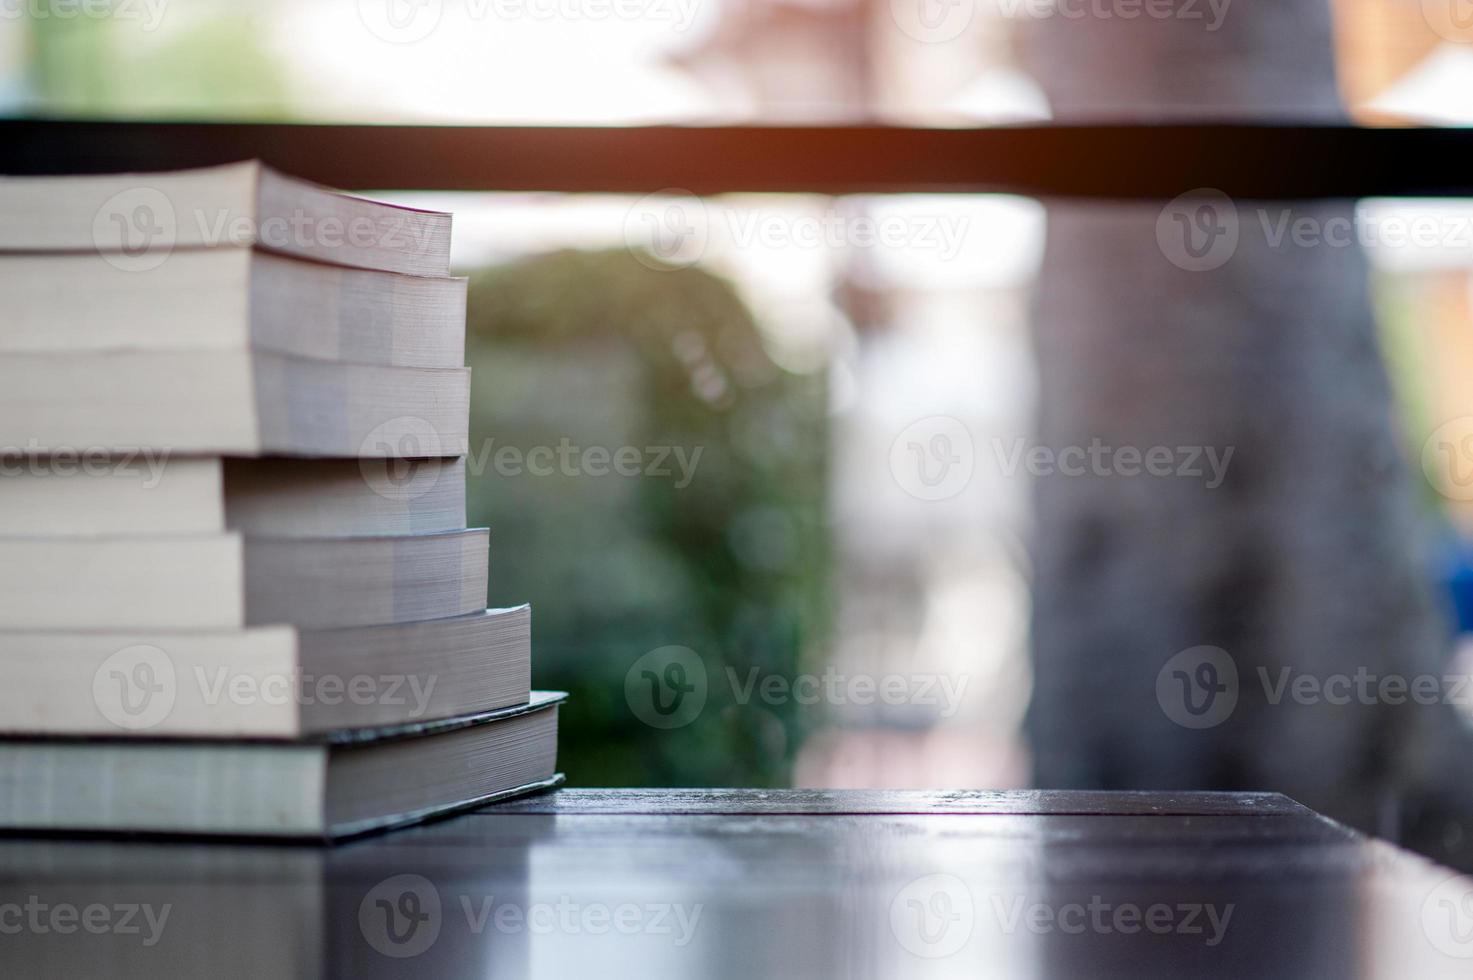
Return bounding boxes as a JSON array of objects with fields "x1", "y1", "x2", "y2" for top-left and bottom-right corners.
[{"x1": 2, "y1": 789, "x2": 1470, "y2": 978}]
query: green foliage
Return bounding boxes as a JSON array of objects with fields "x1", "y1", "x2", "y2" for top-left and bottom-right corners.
[
  {"x1": 1369, "y1": 271, "x2": 1447, "y2": 522},
  {"x1": 26, "y1": 9, "x2": 291, "y2": 118},
  {"x1": 465, "y1": 249, "x2": 832, "y2": 786}
]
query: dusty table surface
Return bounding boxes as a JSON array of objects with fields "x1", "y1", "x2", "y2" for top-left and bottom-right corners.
[{"x1": 1, "y1": 788, "x2": 1469, "y2": 978}]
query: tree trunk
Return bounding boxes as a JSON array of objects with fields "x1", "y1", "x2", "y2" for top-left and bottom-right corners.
[{"x1": 1021, "y1": 0, "x2": 1460, "y2": 851}]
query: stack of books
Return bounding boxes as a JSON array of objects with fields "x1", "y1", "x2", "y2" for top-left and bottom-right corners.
[{"x1": 0, "y1": 161, "x2": 563, "y2": 840}]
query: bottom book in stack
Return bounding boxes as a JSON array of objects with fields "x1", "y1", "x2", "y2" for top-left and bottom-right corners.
[
  {"x1": 0, "y1": 607, "x2": 564, "y2": 841},
  {"x1": 0, "y1": 694, "x2": 564, "y2": 841}
]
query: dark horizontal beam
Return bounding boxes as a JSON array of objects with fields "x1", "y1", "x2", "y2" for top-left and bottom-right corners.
[{"x1": 2, "y1": 119, "x2": 1471, "y2": 199}]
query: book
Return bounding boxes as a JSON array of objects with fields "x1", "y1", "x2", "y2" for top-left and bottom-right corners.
[
  {"x1": 0, "y1": 161, "x2": 564, "y2": 846},
  {"x1": 0, "y1": 456, "x2": 467, "y2": 537},
  {"x1": 0, "y1": 529, "x2": 490, "y2": 630},
  {"x1": 0, "y1": 606, "x2": 531, "y2": 737},
  {"x1": 0, "y1": 693, "x2": 565, "y2": 839},
  {"x1": 0, "y1": 350, "x2": 470, "y2": 457},
  {"x1": 0, "y1": 161, "x2": 452, "y2": 277},
  {"x1": 0, "y1": 249, "x2": 467, "y2": 368}
]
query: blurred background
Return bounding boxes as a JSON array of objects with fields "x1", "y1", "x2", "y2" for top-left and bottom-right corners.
[{"x1": 8, "y1": 0, "x2": 1473, "y2": 862}]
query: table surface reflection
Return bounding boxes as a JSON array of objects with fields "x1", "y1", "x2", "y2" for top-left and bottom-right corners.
[{"x1": 2, "y1": 789, "x2": 1470, "y2": 978}]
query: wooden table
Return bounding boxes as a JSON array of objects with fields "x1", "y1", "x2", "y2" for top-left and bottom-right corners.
[{"x1": 2, "y1": 789, "x2": 1469, "y2": 978}]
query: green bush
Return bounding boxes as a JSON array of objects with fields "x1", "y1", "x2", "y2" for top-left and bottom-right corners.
[{"x1": 466, "y1": 249, "x2": 832, "y2": 786}]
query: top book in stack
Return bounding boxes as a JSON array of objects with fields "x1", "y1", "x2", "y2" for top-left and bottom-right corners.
[
  {"x1": 0, "y1": 161, "x2": 468, "y2": 457},
  {"x1": 0, "y1": 160, "x2": 452, "y2": 277}
]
